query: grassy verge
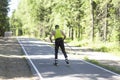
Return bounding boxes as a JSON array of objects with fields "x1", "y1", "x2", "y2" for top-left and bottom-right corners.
[
  {"x1": 84, "y1": 57, "x2": 120, "y2": 74},
  {"x1": 66, "y1": 38, "x2": 120, "y2": 74},
  {"x1": 66, "y1": 39, "x2": 120, "y2": 56}
]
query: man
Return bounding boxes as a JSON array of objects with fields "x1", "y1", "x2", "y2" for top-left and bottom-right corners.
[{"x1": 49, "y1": 25, "x2": 69, "y2": 66}]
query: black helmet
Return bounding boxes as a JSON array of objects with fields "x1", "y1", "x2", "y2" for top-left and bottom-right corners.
[{"x1": 55, "y1": 25, "x2": 59, "y2": 29}]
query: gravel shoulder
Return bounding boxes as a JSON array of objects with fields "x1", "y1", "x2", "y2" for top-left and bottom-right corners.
[{"x1": 0, "y1": 37, "x2": 36, "y2": 80}]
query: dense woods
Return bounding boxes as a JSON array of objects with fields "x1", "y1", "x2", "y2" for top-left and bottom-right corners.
[
  {"x1": 0, "y1": 0, "x2": 9, "y2": 36},
  {"x1": 9, "y1": 0, "x2": 120, "y2": 44},
  {"x1": 8, "y1": 0, "x2": 120, "y2": 47}
]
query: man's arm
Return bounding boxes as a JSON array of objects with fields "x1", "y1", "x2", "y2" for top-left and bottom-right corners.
[
  {"x1": 49, "y1": 31, "x2": 55, "y2": 42},
  {"x1": 61, "y1": 30, "x2": 66, "y2": 40},
  {"x1": 49, "y1": 33, "x2": 53, "y2": 42}
]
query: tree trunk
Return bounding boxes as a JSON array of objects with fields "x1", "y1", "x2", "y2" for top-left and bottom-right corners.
[
  {"x1": 104, "y1": 3, "x2": 108, "y2": 42},
  {"x1": 69, "y1": 27, "x2": 71, "y2": 38},
  {"x1": 78, "y1": 25, "x2": 80, "y2": 39},
  {"x1": 71, "y1": 27, "x2": 74, "y2": 40},
  {"x1": 118, "y1": 7, "x2": 120, "y2": 45},
  {"x1": 90, "y1": 0, "x2": 94, "y2": 41}
]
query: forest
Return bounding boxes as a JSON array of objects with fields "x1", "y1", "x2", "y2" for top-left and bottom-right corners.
[
  {"x1": 0, "y1": 0, "x2": 9, "y2": 36},
  {"x1": 0, "y1": 0, "x2": 120, "y2": 54}
]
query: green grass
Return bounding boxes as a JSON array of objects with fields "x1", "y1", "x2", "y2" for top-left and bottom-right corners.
[
  {"x1": 84, "y1": 57, "x2": 120, "y2": 74},
  {"x1": 67, "y1": 39, "x2": 120, "y2": 56},
  {"x1": 91, "y1": 42, "x2": 120, "y2": 56},
  {"x1": 66, "y1": 39, "x2": 89, "y2": 47},
  {"x1": 93, "y1": 46, "x2": 109, "y2": 52}
]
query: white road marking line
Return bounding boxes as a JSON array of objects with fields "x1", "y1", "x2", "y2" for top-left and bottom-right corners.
[
  {"x1": 17, "y1": 37, "x2": 43, "y2": 80},
  {"x1": 82, "y1": 59, "x2": 120, "y2": 77}
]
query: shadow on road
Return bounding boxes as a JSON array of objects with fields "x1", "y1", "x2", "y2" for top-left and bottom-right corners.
[{"x1": 0, "y1": 38, "x2": 35, "y2": 80}]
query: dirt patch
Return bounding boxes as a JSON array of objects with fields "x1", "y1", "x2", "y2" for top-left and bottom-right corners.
[{"x1": 0, "y1": 38, "x2": 36, "y2": 80}]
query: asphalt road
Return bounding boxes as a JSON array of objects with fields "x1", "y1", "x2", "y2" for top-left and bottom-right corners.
[{"x1": 17, "y1": 38, "x2": 120, "y2": 80}]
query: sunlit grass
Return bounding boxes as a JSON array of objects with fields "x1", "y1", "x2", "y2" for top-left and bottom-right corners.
[
  {"x1": 66, "y1": 39, "x2": 89, "y2": 47},
  {"x1": 90, "y1": 42, "x2": 120, "y2": 56},
  {"x1": 66, "y1": 39, "x2": 120, "y2": 56},
  {"x1": 0, "y1": 77, "x2": 37, "y2": 80},
  {"x1": 84, "y1": 57, "x2": 120, "y2": 74}
]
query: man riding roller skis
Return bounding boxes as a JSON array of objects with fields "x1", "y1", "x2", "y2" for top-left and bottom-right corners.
[{"x1": 49, "y1": 25, "x2": 69, "y2": 66}]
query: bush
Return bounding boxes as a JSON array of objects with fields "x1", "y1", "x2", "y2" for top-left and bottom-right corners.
[{"x1": 94, "y1": 46, "x2": 109, "y2": 52}]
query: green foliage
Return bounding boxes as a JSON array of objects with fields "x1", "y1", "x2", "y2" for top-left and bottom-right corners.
[
  {"x1": 67, "y1": 39, "x2": 120, "y2": 55},
  {"x1": 9, "y1": 0, "x2": 120, "y2": 45},
  {"x1": 90, "y1": 42, "x2": 120, "y2": 55},
  {"x1": 67, "y1": 39, "x2": 89, "y2": 47},
  {"x1": 94, "y1": 46, "x2": 109, "y2": 52},
  {"x1": 65, "y1": 38, "x2": 72, "y2": 43},
  {"x1": 0, "y1": 0, "x2": 9, "y2": 36},
  {"x1": 84, "y1": 57, "x2": 99, "y2": 64}
]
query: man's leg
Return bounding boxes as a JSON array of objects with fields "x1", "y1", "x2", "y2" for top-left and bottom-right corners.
[
  {"x1": 59, "y1": 40, "x2": 69, "y2": 64},
  {"x1": 55, "y1": 46, "x2": 59, "y2": 60},
  {"x1": 59, "y1": 40, "x2": 67, "y2": 58},
  {"x1": 55, "y1": 40, "x2": 59, "y2": 59},
  {"x1": 54, "y1": 40, "x2": 59, "y2": 65}
]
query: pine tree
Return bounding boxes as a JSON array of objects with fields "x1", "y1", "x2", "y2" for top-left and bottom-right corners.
[{"x1": 0, "y1": 0, "x2": 9, "y2": 36}]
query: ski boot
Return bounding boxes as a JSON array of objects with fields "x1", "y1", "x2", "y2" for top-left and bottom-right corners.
[
  {"x1": 53, "y1": 59, "x2": 58, "y2": 66},
  {"x1": 65, "y1": 58, "x2": 69, "y2": 64}
]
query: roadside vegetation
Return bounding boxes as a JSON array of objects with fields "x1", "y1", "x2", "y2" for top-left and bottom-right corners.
[
  {"x1": 66, "y1": 38, "x2": 120, "y2": 74},
  {"x1": 84, "y1": 57, "x2": 120, "y2": 74},
  {"x1": 66, "y1": 39, "x2": 120, "y2": 56}
]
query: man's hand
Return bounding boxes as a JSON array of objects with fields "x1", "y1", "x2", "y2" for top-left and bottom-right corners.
[
  {"x1": 50, "y1": 40, "x2": 53, "y2": 43},
  {"x1": 63, "y1": 35, "x2": 66, "y2": 40},
  {"x1": 49, "y1": 33, "x2": 53, "y2": 43},
  {"x1": 49, "y1": 36, "x2": 53, "y2": 43}
]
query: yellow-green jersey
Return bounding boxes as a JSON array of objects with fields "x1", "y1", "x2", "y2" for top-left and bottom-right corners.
[{"x1": 54, "y1": 29, "x2": 63, "y2": 39}]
